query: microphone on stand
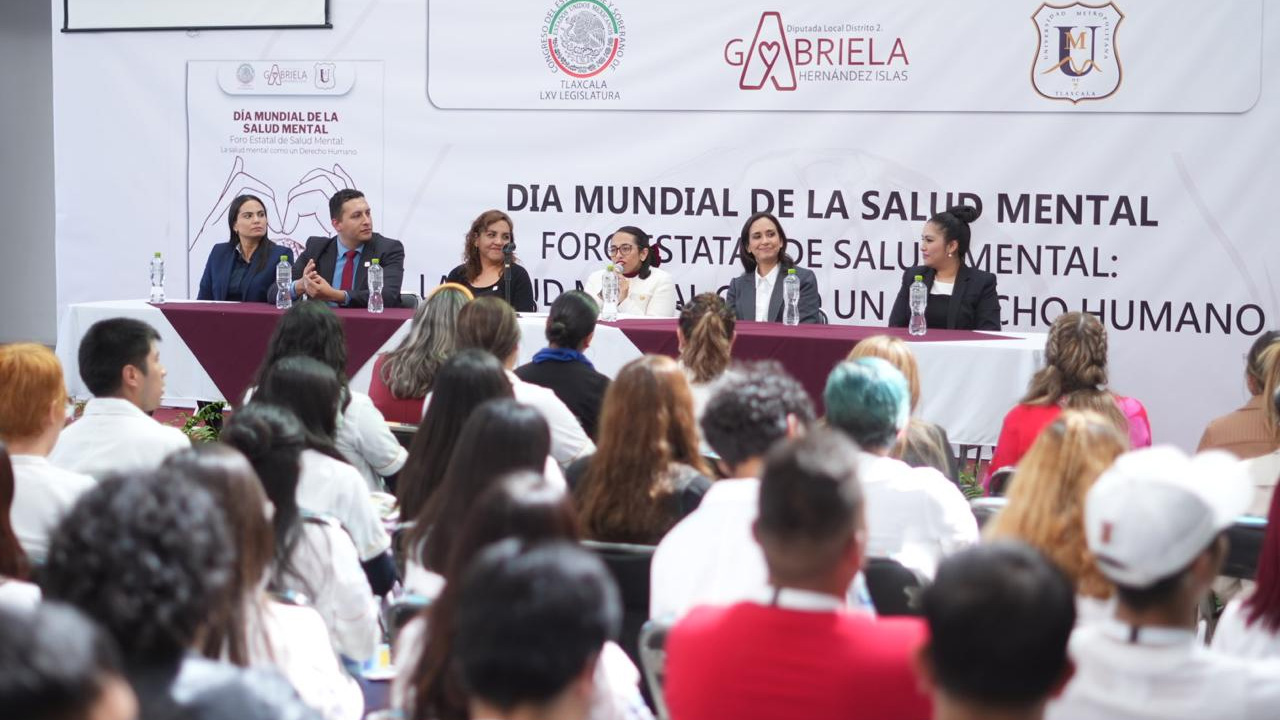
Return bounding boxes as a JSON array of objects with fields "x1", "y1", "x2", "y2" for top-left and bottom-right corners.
[{"x1": 503, "y1": 240, "x2": 516, "y2": 313}]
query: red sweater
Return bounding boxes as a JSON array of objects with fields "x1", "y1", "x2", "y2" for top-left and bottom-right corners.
[
  {"x1": 366, "y1": 354, "x2": 427, "y2": 425},
  {"x1": 665, "y1": 602, "x2": 932, "y2": 720}
]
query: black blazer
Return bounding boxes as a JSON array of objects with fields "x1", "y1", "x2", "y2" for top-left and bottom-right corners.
[
  {"x1": 292, "y1": 233, "x2": 405, "y2": 308},
  {"x1": 445, "y1": 263, "x2": 536, "y2": 312},
  {"x1": 724, "y1": 265, "x2": 822, "y2": 324},
  {"x1": 888, "y1": 265, "x2": 1000, "y2": 330},
  {"x1": 197, "y1": 240, "x2": 294, "y2": 303}
]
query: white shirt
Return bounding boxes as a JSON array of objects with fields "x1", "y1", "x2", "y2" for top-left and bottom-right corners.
[
  {"x1": 858, "y1": 453, "x2": 979, "y2": 579},
  {"x1": 49, "y1": 397, "x2": 190, "y2": 478},
  {"x1": 1047, "y1": 618, "x2": 1280, "y2": 720},
  {"x1": 1242, "y1": 450, "x2": 1280, "y2": 516},
  {"x1": 9, "y1": 455, "x2": 95, "y2": 562},
  {"x1": 506, "y1": 371, "x2": 596, "y2": 467},
  {"x1": 283, "y1": 518, "x2": 381, "y2": 662},
  {"x1": 297, "y1": 449, "x2": 391, "y2": 561},
  {"x1": 650, "y1": 478, "x2": 767, "y2": 620},
  {"x1": 335, "y1": 391, "x2": 408, "y2": 492},
  {"x1": 0, "y1": 578, "x2": 41, "y2": 612},
  {"x1": 247, "y1": 599, "x2": 365, "y2": 720},
  {"x1": 754, "y1": 265, "x2": 779, "y2": 322},
  {"x1": 584, "y1": 266, "x2": 678, "y2": 317},
  {"x1": 930, "y1": 280, "x2": 955, "y2": 296},
  {"x1": 1213, "y1": 598, "x2": 1280, "y2": 660}
]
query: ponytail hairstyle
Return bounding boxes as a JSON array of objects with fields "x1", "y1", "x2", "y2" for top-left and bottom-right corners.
[
  {"x1": 544, "y1": 290, "x2": 599, "y2": 351},
  {"x1": 928, "y1": 205, "x2": 981, "y2": 265},
  {"x1": 608, "y1": 226, "x2": 657, "y2": 279},
  {"x1": 737, "y1": 212, "x2": 795, "y2": 273},
  {"x1": 678, "y1": 293, "x2": 736, "y2": 384},
  {"x1": 1244, "y1": 331, "x2": 1280, "y2": 396},
  {"x1": 1020, "y1": 312, "x2": 1128, "y2": 432},
  {"x1": 1259, "y1": 342, "x2": 1280, "y2": 438}
]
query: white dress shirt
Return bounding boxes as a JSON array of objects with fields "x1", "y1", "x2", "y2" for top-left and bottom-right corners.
[
  {"x1": 1047, "y1": 618, "x2": 1280, "y2": 720},
  {"x1": 0, "y1": 578, "x2": 40, "y2": 612},
  {"x1": 247, "y1": 599, "x2": 365, "y2": 720},
  {"x1": 297, "y1": 449, "x2": 391, "y2": 561},
  {"x1": 858, "y1": 453, "x2": 979, "y2": 579},
  {"x1": 1213, "y1": 598, "x2": 1280, "y2": 660},
  {"x1": 283, "y1": 518, "x2": 381, "y2": 662},
  {"x1": 506, "y1": 371, "x2": 596, "y2": 467},
  {"x1": 9, "y1": 455, "x2": 95, "y2": 562},
  {"x1": 584, "y1": 266, "x2": 678, "y2": 317},
  {"x1": 335, "y1": 391, "x2": 409, "y2": 492},
  {"x1": 754, "y1": 265, "x2": 779, "y2": 322},
  {"x1": 49, "y1": 397, "x2": 190, "y2": 478}
]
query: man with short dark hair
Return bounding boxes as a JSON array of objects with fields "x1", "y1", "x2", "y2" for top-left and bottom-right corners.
[
  {"x1": 650, "y1": 361, "x2": 814, "y2": 619},
  {"x1": 918, "y1": 542, "x2": 1076, "y2": 720},
  {"x1": 664, "y1": 430, "x2": 932, "y2": 720},
  {"x1": 290, "y1": 188, "x2": 405, "y2": 308},
  {"x1": 455, "y1": 540, "x2": 621, "y2": 720},
  {"x1": 50, "y1": 317, "x2": 188, "y2": 477},
  {"x1": 1047, "y1": 447, "x2": 1280, "y2": 720}
]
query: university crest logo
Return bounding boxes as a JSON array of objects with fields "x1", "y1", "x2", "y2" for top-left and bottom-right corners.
[{"x1": 1031, "y1": 2, "x2": 1124, "y2": 103}]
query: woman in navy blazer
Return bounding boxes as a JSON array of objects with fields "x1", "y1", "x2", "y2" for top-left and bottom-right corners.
[
  {"x1": 889, "y1": 205, "x2": 1001, "y2": 331},
  {"x1": 197, "y1": 194, "x2": 295, "y2": 303},
  {"x1": 725, "y1": 212, "x2": 822, "y2": 324}
]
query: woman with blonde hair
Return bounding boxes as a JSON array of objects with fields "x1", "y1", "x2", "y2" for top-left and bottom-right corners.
[
  {"x1": 368, "y1": 283, "x2": 473, "y2": 423},
  {"x1": 985, "y1": 409, "x2": 1129, "y2": 621},
  {"x1": 445, "y1": 209, "x2": 535, "y2": 311},
  {"x1": 985, "y1": 311, "x2": 1149, "y2": 488},
  {"x1": 677, "y1": 292, "x2": 737, "y2": 419},
  {"x1": 572, "y1": 355, "x2": 712, "y2": 544}
]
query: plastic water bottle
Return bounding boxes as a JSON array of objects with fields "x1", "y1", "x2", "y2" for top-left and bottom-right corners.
[
  {"x1": 149, "y1": 252, "x2": 165, "y2": 304},
  {"x1": 600, "y1": 263, "x2": 620, "y2": 321},
  {"x1": 782, "y1": 268, "x2": 800, "y2": 326},
  {"x1": 275, "y1": 255, "x2": 293, "y2": 310},
  {"x1": 908, "y1": 274, "x2": 928, "y2": 336},
  {"x1": 368, "y1": 258, "x2": 384, "y2": 314}
]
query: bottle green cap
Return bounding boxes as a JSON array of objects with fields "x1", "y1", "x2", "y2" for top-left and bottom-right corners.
[
  {"x1": 154, "y1": 252, "x2": 162, "y2": 258},
  {"x1": 787, "y1": 268, "x2": 797, "y2": 275},
  {"x1": 281, "y1": 254, "x2": 288, "y2": 261},
  {"x1": 371, "y1": 258, "x2": 380, "y2": 265},
  {"x1": 607, "y1": 263, "x2": 616, "y2": 271},
  {"x1": 914, "y1": 274, "x2": 924, "y2": 282}
]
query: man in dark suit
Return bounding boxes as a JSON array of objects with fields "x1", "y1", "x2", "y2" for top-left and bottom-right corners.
[{"x1": 290, "y1": 189, "x2": 405, "y2": 308}]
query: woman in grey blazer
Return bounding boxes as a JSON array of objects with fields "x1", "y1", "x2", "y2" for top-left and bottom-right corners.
[{"x1": 724, "y1": 212, "x2": 822, "y2": 324}]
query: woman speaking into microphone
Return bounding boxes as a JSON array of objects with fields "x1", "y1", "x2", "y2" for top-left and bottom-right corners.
[
  {"x1": 584, "y1": 226, "x2": 677, "y2": 317},
  {"x1": 888, "y1": 205, "x2": 1000, "y2": 331}
]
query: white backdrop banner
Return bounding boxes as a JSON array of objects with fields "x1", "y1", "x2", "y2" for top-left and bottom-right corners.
[{"x1": 51, "y1": 0, "x2": 1280, "y2": 451}]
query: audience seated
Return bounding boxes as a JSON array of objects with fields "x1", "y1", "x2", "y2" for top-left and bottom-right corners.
[
  {"x1": 847, "y1": 335, "x2": 960, "y2": 482},
  {"x1": 222, "y1": 403, "x2": 381, "y2": 664},
  {"x1": 254, "y1": 301, "x2": 407, "y2": 490},
  {"x1": 397, "y1": 348, "x2": 513, "y2": 524},
  {"x1": 987, "y1": 311, "x2": 1150, "y2": 488},
  {"x1": 825, "y1": 358, "x2": 978, "y2": 578},
  {"x1": 456, "y1": 296, "x2": 595, "y2": 467},
  {"x1": 1046, "y1": 447, "x2": 1280, "y2": 720},
  {"x1": 1198, "y1": 331, "x2": 1280, "y2": 459},
  {"x1": 369, "y1": 283, "x2": 473, "y2": 423},
  {"x1": 0, "y1": 343, "x2": 95, "y2": 563},
  {"x1": 676, "y1": 293, "x2": 737, "y2": 421},
  {"x1": 573, "y1": 355, "x2": 712, "y2": 544},
  {"x1": 399, "y1": 473, "x2": 648, "y2": 720},
  {"x1": 1242, "y1": 351, "x2": 1280, "y2": 515},
  {"x1": 49, "y1": 317, "x2": 189, "y2": 477},
  {"x1": 919, "y1": 542, "x2": 1076, "y2": 720},
  {"x1": 650, "y1": 361, "x2": 815, "y2": 619},
  {"x1": 0, "y1": 444, "x2": 39, "y2": 610},
  {"x1": 1213, "y1": 454, "x2": 1280, "y2": 659},
  {"x1": 161, "y1": 445, "x2": 363, "y2": 720},
  {"x1": 515, "y1": 290, "x2": 611, "y2": 441},
  {"x1": 405, "y1": 399, "x2": 552, "y2": 596},
  {"x1": 664, "y1": 430, "x2": 932, "y2": 720},
  {"x1": 985, "y1": 410, "x2": 1128, "y2": 625},
  {"x1": 41, "y1": 471, "x2": 321, "y2": 720},
  {"x1": 0, "y1": 602, "x2": 138, "y2": 720}
]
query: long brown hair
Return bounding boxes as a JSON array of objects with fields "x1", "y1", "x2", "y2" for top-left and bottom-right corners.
[
  {"x1": 1020, "y1": 312, "x2": 1127, "y2": 430},
  {"x1": 985, "y1": 410, "x2": 1128, "y2": 599},
  {"x1": 0, "y1": 443, "x2": 29, "y2": 581},
  {"x1": 848, "y1": 335, "x2": 921, "y2": 413},
  {"x1": 575, "y1": 355, "x2": 709, "y2": 543},
  {"x1": 461, "y1": 209, "x2": 516, "y2": 283},
  {"x1": 678, "y1": 293, "x2": 736, "y2": 384},
  {"x1": 456, "y1": 296, "x2": 521, "y2": 365}
]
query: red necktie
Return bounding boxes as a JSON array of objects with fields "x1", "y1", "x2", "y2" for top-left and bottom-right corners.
[{"x1": 339, "y1": 250, "x2": 357, "y2": 291}]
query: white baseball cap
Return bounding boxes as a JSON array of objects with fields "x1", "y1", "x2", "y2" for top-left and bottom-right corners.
[{"x1": 1085, "y1": 446, "x2": 1252, "y2": 588}]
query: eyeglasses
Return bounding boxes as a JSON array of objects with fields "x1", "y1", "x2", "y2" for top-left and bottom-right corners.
[{"x1": 607, "y1": 244, "x2": 637, "y2": 256}]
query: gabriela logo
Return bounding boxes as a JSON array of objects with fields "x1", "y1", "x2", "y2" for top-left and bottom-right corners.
[
  {"x1": 725, "y1": 12, "x2": 909, "y2": 91},
  {"x1": 541, "y1": 0, "x2": 626, "y2": 78},
  {"x1": 1031, "y1": 2, "x2": 1124, "y2": 103}
]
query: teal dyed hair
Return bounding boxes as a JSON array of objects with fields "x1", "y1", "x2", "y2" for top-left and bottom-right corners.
[{"x1": 823, "y1": 357, "x2": 911, "y2": 451}]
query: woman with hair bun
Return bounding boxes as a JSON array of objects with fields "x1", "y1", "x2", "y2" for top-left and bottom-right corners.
[
  {"x1": 515, "y1": 290, "x2": 611, "y2": 440},
  {"x1": 889, "y1": 205, "x2": 1001, "y2": 331},
  {"x1": 584, "y1": 226, "x2": 677, "y2": 317}
]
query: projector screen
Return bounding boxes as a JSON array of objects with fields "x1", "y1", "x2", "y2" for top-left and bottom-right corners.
[{"x1": 63, "y1": 0, "x2": 329, "y2": 32}]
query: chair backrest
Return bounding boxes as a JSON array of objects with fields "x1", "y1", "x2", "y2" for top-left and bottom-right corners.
[
  {"x1": 817, "y1": 308, "x2": 830, "y2": 324},
  {"x1": 638, "y1": 618, "x2": 673, "y2": 720},
  {"x1": 581, "y1": 540, "x2": 656, "y2": 667},
  {"x1": 969, "y1": 497, "x2": 1007, "y2": 530},
  {"x1": 987, "y1": 466, "x2": 1016, "y2": 497},
  {"x1": 385, "y1": 594, "x2": 432, "y2": 649},
  {"x1": 1224, "y1": 516, "x2": 1268, "y2": 580},
  {"x1": 863, "y1": 557, "x2": 927, "y2": 616},
  {"x1": 388, "y1": 422, "x2": 417, "y2": 452}
]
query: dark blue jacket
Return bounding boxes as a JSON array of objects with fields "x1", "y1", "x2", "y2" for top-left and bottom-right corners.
[{"x1": 197, "y1": 241, "x2": 295, "y2": 303}]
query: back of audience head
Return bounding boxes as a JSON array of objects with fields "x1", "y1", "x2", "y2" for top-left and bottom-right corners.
[
  {"x1": 253, "y1": 301, "x2": 349, "y2": 396},
  {"x1": 0, "y1": 443, "x2": 28, "y2": 580},
  {"x1": 920, "y1": 542, "x2": 1075, "y2": 715},
  {"x1": 415, "y1": 398, "x2": 551, "y2": 573},
  {"x1": 398, "y1": 348, "x2": 514, "y2": 524},
  {"x1": 823, "y1": 357, "x2": 910, "y2": 453},
  {"x1": 457, "y1": 296, "x2": 521, "y2": 367},
  {"x1": 847, "y1": 335, "x2": 922, "y2": 413},
  {"x1": 253, "y1": 355, "x2": 346, "y2": 460},
  {"x1": 381, "y1": 283, "x2": 473, "y2": 399},
  {"x1": 545, "y1": 290, "x2": 599, "y2": 351},
  {"x1": 0, "y1": 343, "x2": 67, "y2": 450},
  {"x1": 1023, "y1": 312, "x2": 1128, "y2": 429},
  {"x1": 677, "y1": 292, "x2": 736, "y2": 384},
  {"x1": 700, "y1": 360, "x2": 815, "y2": 475},
  {"x1": 76, "y1": 318, "x2": 164, "y2": 410},
  {"x1": 755, "y1": 429, "x2": 865, "y2": 591},
  {"x1": 1259, "y1": 341, "x2": 1280, "y2": 437},
  {"x1": 42, "y1": 472, "x2": 233, "y2": 666},
  {"x1": 160, "y1": 445, "x2": 274, "y2": 667},
  {"x1": 456, "y1": 541, "x2": 620, "y2": 719},
  {"x1": 1244, "y1": 330, "x2": 1280, "y2": 395},
  {"x1": 0, "y1": 602, "x2": 137, "y2": 720}
]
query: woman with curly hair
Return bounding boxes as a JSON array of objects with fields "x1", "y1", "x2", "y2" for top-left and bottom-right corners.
[
  {"x1": 445, "y1": 209, "x2": 536, "y2": 312},
  {"x1": 369, "y1": 283, "x2": 473, "y2": 423},
  {"x1": 677, "y1": 292, "x2": 738, "y2": 421}
]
